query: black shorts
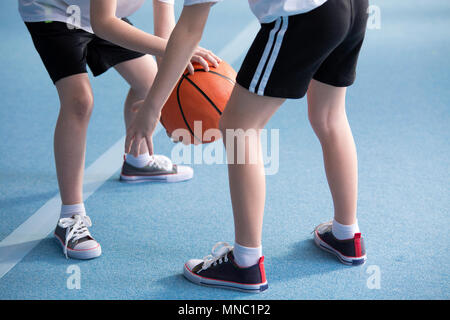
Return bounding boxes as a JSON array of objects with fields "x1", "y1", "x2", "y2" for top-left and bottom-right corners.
[
  {"x1": 237, "y1": 0, "x2": 369, "y2": 99},
  {"x1": 25, "y1": 18, "x2": 145, "y2": 84}
]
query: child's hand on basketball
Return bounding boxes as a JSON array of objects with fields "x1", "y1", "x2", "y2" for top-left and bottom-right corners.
[
  {"x1": 125, "y1": 102, "x2": 160, "y2": 157},
  {"x1": 188, "y1": 46, "x2": 221, "y2": 74}
]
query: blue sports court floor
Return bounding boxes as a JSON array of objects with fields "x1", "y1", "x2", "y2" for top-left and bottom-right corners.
[{"x1": 0, "y1": 0, "x2": 449, "y2": 299}]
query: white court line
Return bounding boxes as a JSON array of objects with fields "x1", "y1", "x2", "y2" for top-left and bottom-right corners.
[{"x1": 0, "y1": 19, "x2": 260, "y2": 280}]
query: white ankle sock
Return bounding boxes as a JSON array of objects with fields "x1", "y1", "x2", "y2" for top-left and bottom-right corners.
[
  {"x1": 60, "y1": 203, "x2": 86, "y2": 219},
  {"x1": 126, "y1": 153, "x2": 151, "y2": 168},
  {"x1": 332, "y1": 219, "x2": 360, "y2": 240},
  {"x1": 233, "y1": 243, "x2": 262, "y2": 267}
]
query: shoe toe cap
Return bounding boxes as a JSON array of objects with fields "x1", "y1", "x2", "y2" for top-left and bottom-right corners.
[
  {"x1": 185, "y1": 259, "x2": 203, "y2": 271},
  {"x1": 177, "y1": 165, "x2": 194, "y2": 176},
  {"x1": 73, "y1": 239, "x2": 100, "y2": 251}
]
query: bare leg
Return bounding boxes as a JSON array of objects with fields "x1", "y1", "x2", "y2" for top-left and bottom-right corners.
[
  {"x1": 54, "y1": 74, "x2": 94, "y2": 205},
  {"x1": 114, "y1": 55, "x2": 158, "y2": 156},
  {"x1": 307, "y1": 79, "x2": 358, "y2": 225},
  {"x1": 219, "y1": 85, "x2": 285, "y2": 248}
]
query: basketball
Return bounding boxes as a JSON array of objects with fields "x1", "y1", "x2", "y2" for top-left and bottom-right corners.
[{"x1": 160, "y1": 61, "x2": 237, "y2": 144}]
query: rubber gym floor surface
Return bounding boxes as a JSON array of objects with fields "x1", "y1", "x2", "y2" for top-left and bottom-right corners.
[{"x1": 0, "y1": 0, "x2": 448, "y2": 299}]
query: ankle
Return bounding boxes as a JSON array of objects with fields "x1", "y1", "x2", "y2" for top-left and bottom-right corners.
[
  {"x1": 332, "y1": 218, "x2": 360, "y2": 240},
  {"x1": 125, "y1": 152, "x2": 151, "y2": 168},
  {"x1": 60, "y1": 202, "x2": 86, "y2": 219},
  {"x1": 233, "y1": 242, "x2": 262, "y2": 267}
]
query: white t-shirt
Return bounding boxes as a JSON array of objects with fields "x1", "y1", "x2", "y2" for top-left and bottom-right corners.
[
  {"x1": 19, "y1": 0, "x2": 328, "y2": 32},
  {"x1": 19, "y1": 0, "x2": 152, "y2": 33},
  {"x1": 184, "y1": 0, "x2": 328, "y2": 23},
  {"x1": 248, "y1": 0, "x2": 328, "y2": 23}
]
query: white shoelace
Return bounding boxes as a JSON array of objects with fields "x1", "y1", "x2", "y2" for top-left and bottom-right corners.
[
  {"x1": 147, "y1": 155, "x2": 173, "y2": 172},
  {"x1": 58, "y1": 214, "x2": 92, "y2": 259},
  {"x1": 199, "y1": 242, "x2": 234, "y2": 273},
  {"x1": 314, "y1": 221, "x2": 333, "y2": 234}
]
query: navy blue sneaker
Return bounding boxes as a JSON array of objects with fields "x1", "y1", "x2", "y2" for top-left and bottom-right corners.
[
  {"x1": 314, "y1": 221, "x2": 366, "y2": 266},
  {"x1": 183, "y1": 242, "x2": 268, "y2": 293}
]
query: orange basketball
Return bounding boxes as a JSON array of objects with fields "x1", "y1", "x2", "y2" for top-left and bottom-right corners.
[{"x1": 160, "y1": 61, "x2": 237, "y2": 144}]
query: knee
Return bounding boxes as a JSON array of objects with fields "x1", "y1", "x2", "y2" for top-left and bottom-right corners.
[
  {"x1": 218, "y1": 113, "x2": 242, "y2": 139},
  {"x1": 308, "y1": 109, "x2": 343, "y2": 140},
  {"x1": 219, "y1": 113, "x2": 239, "y2": 146},
  {"x1": 130, "y1": 78, "x2": 153, "y2": 99},
  {"x1": 62, "y1": 91, "x2": 94, "y2": 123}
]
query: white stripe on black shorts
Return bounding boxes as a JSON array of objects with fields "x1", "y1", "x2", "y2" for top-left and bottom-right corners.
[{"x1": 236, "y1": 0, "x2": 369, "y2": 99}]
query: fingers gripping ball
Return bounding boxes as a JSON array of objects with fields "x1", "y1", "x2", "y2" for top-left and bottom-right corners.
[{"x1": 160, "y1": 61, "x2": 237, "y2": 144}]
